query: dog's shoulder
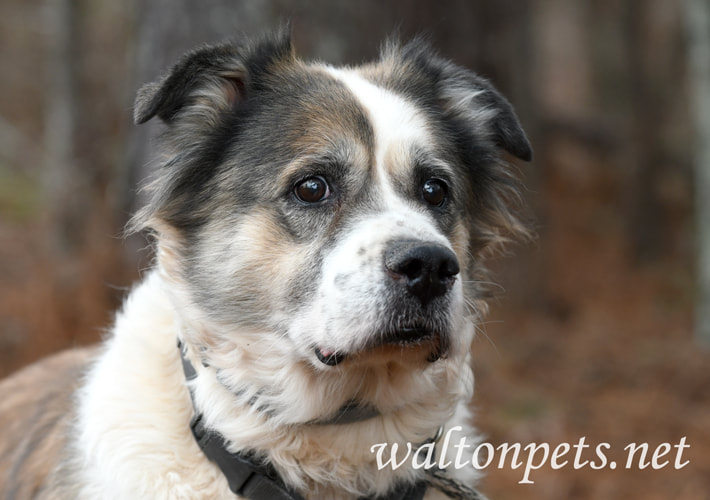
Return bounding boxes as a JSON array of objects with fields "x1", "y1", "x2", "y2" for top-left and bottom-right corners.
[{"x1": 0, "y1": 347, "x2": 97, "y2": 498}]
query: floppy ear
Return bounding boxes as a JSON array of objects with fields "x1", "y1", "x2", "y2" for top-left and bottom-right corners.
[
  {"x1": 133, "y1": 45, "x2": 246, "y2": 125},
  {"x1": 133, "y1": 30, "x2": 293, "y2": 126},
  {"x1": 390, "y1": 39, "x2": 532, "y2": 162},
  {"x1": 439, "y1": 70, "x2": 533, "y2": 162}
]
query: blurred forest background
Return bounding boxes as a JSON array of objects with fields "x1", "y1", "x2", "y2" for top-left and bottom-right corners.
[{"x1": 0, "y1": 0, "x2": 708, "y2": 499}]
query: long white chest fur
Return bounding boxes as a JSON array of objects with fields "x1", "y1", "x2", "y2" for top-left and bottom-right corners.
[{"x1": 72, "y1": 271, "x2": 479, "y2": 499}]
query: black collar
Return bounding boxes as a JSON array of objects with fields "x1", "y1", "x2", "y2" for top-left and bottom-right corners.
[{"x1": 178, "y1": 341, "x2": 428, "y2": 500}]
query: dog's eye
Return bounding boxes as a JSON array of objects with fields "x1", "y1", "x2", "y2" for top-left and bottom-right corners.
[
  {"x1": 294, "y1": 176, "x2": 330, "y2": 203},
  {"x1": 422, "y1": 179, "x2": 448, "y2": 207}
]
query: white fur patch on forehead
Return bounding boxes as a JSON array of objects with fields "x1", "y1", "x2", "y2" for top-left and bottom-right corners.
[{"x1": 324, "y1": 66, "x2": 434, "y2": 170}]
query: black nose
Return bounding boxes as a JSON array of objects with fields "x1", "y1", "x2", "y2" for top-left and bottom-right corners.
[{"x1": 384, "y1": 240, "x2": 460, "y2": 305}]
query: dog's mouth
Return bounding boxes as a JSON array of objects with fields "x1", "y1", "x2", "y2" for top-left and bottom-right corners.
[
  {"x1": 314, "y1": 325, "x2": 447, "y2": 366},
  {"x1": 380, "y1": 325, "x2": 436, "y2": 345},
  {"x1": 314, "y1": 346, "x2": 347, "y2": 366}
]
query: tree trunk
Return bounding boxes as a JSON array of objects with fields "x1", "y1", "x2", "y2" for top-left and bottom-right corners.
[
  {"x1": 684, "y1": 0, "x2": 710, "y2": 347},
  {"x1": 43, "y1": 0, "x2": 82, "y2": 255}
]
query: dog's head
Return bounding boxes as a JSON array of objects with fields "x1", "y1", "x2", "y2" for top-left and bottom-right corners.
[{"x1": 132, "y1": 29, "x2": 530, "y2": 423}]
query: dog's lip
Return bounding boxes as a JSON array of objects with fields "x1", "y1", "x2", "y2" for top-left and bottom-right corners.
[
  {"x1": 375, "y1": 325, "x2": 447, "y2": 361},
  {"x1": 314, "y1": 346, "x2": 347, "y2": 366},
  {"x1": 314, "y1": 325, "x2": 445, "y2": 366},
  {"x1": 380, "y1": 325, "x2": 435, "y2": 345}
]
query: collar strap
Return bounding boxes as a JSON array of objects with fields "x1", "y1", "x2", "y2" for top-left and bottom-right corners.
[
  {"x1": 190, "y1": 413, "x2": 305, "y2": 499},
  {"x1": 312, "y1": 398, "x2": 381, "y2": 425},
  {"x1": 178, "y1": 341, "x2": 429, "y2": 500}
]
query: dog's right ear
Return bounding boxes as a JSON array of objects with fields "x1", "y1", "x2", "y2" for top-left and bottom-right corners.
[
  {"x1": 134, "y1": 30, "x2": 294, "y2": 126},
  {"x1": 133, "y1": 44, "x2": 246, "y2": 125}
]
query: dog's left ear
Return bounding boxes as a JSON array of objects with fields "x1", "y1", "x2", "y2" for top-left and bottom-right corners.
[
  {"x1": 441, "y1": 72, "x2": 533, "y2": 162},
  {"x1": 389, "y1": 39, "x2": 532, "y2": 162}
]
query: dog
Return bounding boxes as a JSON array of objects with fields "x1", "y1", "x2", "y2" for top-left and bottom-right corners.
[{"x1": 0, "y1": 29, "x2": 531, "y2": 499}]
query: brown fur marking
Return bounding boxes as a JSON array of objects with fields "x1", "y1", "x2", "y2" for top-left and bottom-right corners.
[{"x1": 0, "y1": 348, "x2": 96, "y2": 499}]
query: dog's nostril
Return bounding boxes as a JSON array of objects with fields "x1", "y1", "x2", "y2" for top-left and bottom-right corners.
[
  {"x1": 384, "y1": 241, "x2": 459, "y2": 305},
  {"x1": 440, "y1": 257, "x2": 460, "y2": 279},
  {"x1": 398, "y1": 258, "x2": 425, "y2": 281}
]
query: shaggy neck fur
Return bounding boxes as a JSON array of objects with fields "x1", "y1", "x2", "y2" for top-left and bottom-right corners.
[{"x1": 73, "y1": 262, "x2": 479, "y2": 499}]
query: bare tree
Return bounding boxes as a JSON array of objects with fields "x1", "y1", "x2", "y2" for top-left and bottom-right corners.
[
  {"x1": 685, "y1": 0, "x2": 710, "y2": 347},
  {"x1": 42, "y1": 0, "x2": 83, "y2": 255}
]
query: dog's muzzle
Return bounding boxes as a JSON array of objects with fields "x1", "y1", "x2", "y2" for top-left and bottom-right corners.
[{"x1": 314, "y1": 240, "x2": 459, "y2": 366}]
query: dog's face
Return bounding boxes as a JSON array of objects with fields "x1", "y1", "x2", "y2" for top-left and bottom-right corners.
[{"x1": 133, "y1": 31, "x2": 530, "y2": 416}]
